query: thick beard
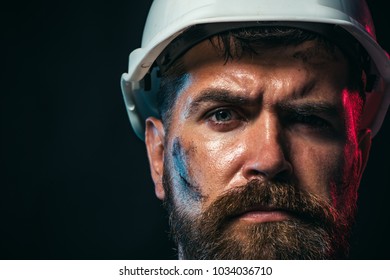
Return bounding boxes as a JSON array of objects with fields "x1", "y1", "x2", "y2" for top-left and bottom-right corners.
[{"x1": 162, "y1": 171, "x2": 354, "y2": 259}]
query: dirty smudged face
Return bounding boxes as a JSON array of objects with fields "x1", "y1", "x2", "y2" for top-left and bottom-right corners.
[{"x1": 145, "y1": 39, "x2": 371, "y2": 259}]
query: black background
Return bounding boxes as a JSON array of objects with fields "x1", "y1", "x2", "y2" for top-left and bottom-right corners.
[{"x1": 1, "y1": 1, "x2": 389, "y2": 259}]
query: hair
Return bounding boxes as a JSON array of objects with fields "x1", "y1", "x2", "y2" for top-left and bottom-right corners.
[{"x1": 156, "y1": 26, "x2": 365, "y2": 131}]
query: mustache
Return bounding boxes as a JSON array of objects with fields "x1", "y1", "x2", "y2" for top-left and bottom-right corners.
[{"x1": 202, "y1": 180, "x2": 339, "y2": 230}]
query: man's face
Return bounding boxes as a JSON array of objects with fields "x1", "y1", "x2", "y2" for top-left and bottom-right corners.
[{"x1": 145, "y1": 39, "x2": 371, "y2": 259}]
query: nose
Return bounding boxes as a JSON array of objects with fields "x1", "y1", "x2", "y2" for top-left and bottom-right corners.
[{"x1": 242, "y1": 112, "x2": 292, "y2": 182}]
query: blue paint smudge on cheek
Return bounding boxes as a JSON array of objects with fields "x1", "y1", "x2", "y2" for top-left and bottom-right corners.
[
  {"x1": 172, "y1": 139, "x2": 189, "y2": 181},
  {"x1": 171, "y1": 138, "x2": 203, "y2": 202}
]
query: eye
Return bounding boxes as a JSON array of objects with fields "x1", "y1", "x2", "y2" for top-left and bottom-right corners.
[
  {"x1": 213, "y1": 109, "x2": 233, "y2": 122},
  {"x1": 289, "y1": 113, "x2": 345, "y2": 140},
  {"x1": 205, "y1": 108, "x2": 244, "y2": 131},
  {"x1": 294, "y1": 114, "x2": 330, "y2": 127}
]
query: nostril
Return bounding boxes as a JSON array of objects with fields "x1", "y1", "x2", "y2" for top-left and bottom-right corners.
[
  {"x1": 247, "y1": 169, "x2": 269, "y2": 178},
  {"x1": 273, "y1": 167, "x2": 293, "y2": 183},
  {"x1": 243, "y1": 159, "x2": 293, "y2": 182}
]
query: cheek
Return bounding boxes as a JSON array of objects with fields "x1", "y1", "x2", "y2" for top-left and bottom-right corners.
[
  {"x1": 290, "y1": 140, "x2": 345, "y2": 199},
  {"x1": 167, "y1": 135, "x2": 243, "y2": 214},
  {"x1": 190, "y1": 135, "x2": 247, "y2": 196}
]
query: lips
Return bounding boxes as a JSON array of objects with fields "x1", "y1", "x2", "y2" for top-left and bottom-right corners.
[
  {"x1": 232, "y1": 205, "x2": 295, "y2": 223},
  {"x1": 241, "y1": 210, "x2": 293, "y2": 223}
]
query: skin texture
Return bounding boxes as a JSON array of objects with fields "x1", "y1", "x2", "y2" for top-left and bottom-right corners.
[{"x1": 145, "y1": 39, "x2": 372, "y2": 259}]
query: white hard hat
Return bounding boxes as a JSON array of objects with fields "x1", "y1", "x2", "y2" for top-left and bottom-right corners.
[{"x1": 121, "y1": 0, "x2": 390, "y2": 140}]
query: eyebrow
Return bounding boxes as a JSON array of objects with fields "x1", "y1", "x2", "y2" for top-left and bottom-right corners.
[
  {"x1": 187, "y1": 89, "x2": 261, "y2": 116},
  {"x1": 277, "y1": 101, "x2": 341, "y2": 118}
]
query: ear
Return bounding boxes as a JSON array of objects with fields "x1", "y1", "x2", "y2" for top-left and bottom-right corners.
[
  {"x1": 145, "y1": 117, "x2": 166, "y2": 200},
  {"x1": 357, "y1": 128, "x2": 372, "y2": 180}
]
